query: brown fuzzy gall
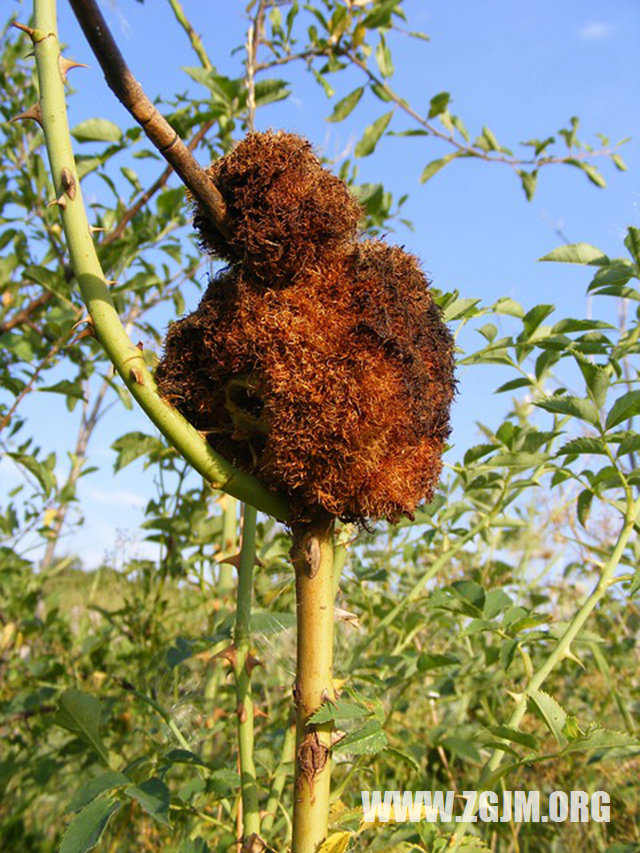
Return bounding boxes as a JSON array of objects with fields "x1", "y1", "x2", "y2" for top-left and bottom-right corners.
[
  {"x1": 193, "y1": 131, "x2": 362, "y2": 286},
  {"x1": 156, "y1": 132, "x2": 455, "y2": 523}
]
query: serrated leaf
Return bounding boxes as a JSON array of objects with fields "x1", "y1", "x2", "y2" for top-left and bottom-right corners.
[
  {"x1": 355, "y1": 111, "x2": 393, "y2": 157},
  {"x1": 556, "y1": 437, "x2": 606, "y2": 456},
  {"x1": 528, "y1": 688, "x2": 567, "y2": 746},
  {"x1": 111, "y1": 431, "x2": 165, "y2": 471},
  {"x1": 60, "y1": 796, "x2": 120, "y2": 853},
  {"x1": 65, "y1": 772, "x2": 129, "y2": 814},
  {"x1": 335, "y1": 719, "x2": 387, "y2": 755},
  {"x1": 71, "y1": 119, "x2": 123, "y2": 144},
  {"x1": 55, "y1": 689, "x2": 110, "y2": 766},
  {"x1": 125, "y1": 778, "x2": 171, "y2": 826},
  {"x1": 327, "y1": 87, "x2": 364, "y2": 122},
  {"x1": 310, "y1": 699, "x2": 371, "y2": 724},
  {"x1": 539, "y1": 243, "x2": 609, "y2": 265},
  {"x1": 605, "y1": 390, "x2": 640, "y2": 430},
  {"x1": 420, "y1": 152, "x2": 457, "y2": 184},
  {"x1": 563, "y1": 727, "x2": 640, "y2": 756},
  {"x1": 536, "y1": 395, "x2": 600, "y2": 427}
]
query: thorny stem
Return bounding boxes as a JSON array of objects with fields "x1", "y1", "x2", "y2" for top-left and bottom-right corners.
[
  {"x1": 67, "y1": 0, "x2": 230, "y2": 237},
  {"x1": 234, "y1": 503, "x2": 261, "y2": 846},
  {"x1": 219, "y1": 494, "x2": 238, "y2": 592},
  {"x1": 262, "y1": 719, "x2": 296, "y2": 836},
  {"x1": 166, "y1": 0, "x2": 212, "y2": 71},
  {"x1": 448, "y1": 494, "x2": 640, "y2": 850},
  {"x1": 291, "y1": 515, "x2": 337, "y2": 853},
  {"x1": 28, "y1": 0, "x2": 289, "y2": 520}
]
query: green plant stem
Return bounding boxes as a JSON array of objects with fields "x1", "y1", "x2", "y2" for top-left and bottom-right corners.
[
  {"x1": 290, "y1": 515, "x2": 337, "y2": 853},
  {"x1": 448, "y1": 494, "x2": 640, "y2": 850},
  {"x1": 28, "y1": 0, "x2": 288, "y2": 522},
  {"x1": 167, "y1": 0, "x2": 212, "y2": 70},
  {"x1": 234, "y1": 503, "x2": 261, "y2": 843},
  {"x1": 262, "y1": 719, "x2": 296, "y2": 835},
  {"x1": 219, "y1": 495, "x2": 238, "y2": 592}
]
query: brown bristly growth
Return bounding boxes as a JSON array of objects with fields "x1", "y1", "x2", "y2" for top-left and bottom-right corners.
[{"x1": 156, "y1": 130, "x2": 455, "y2": 524}]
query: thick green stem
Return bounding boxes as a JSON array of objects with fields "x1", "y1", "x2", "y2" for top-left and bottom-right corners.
[
  {"x1": 219, "y1": 495, "x2": 238, "y2": 592},
  {"x1": 234, "y1": 503, "x2": 261, "y2": 844},
  {"x1": 291, "y1": 516, "x2": 337, "y2": 853},
  {"x1": 28, "y1": 0, "x2": 288, "y2": 522}
]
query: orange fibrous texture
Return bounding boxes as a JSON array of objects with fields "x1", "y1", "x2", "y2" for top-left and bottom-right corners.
[{"x1": 156, "y1": 131, "x2": 455, "y2": 523}]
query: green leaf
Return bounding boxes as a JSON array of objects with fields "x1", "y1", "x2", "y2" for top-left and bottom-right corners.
[
  {"x1": 539, "y1": 243, "x2": 609, "y2": 265},
  {"x1": 563, "y1": 727, "x2": 640, "y2": 757},
  {"x1": 580, "y1": 162, "x2": 606, "y2": 188},
  {"x1": 495, "y1": 378, "x2": 533, "y2": 394},
  {"x1": 518, "y1": 169, "x2": 538, "y2": 201},
  {"x1": 556, "y1": 437, "x2": 606, "y2": 456},
  {"x1": 111, "y1": 431, "x2": 165, "y2": 471},
  {"x1": 451, "y1": 580, "x2": 485, "y2": 612},
  {"x1": 536, "y1": 395, "x2": 600, "y2": 427},
  {"x1": 55, "y1": 689, "x2": 110, "y2": 766},
  {"x1": 355, "y1": 111, "x2": 393, "y2": 157},
  {"x1": 326, "y1": 87, "x2": 364, "y2": 122},
  {"x1": 60, "y1": 796, "x2": 120, "y2": 853},
  {"x1": 310, "y1": 699, "x2": 371, "y2": 724},
  {"x1": 441, "y1": 736, "x2": 481, "y2": 763},
  {"x1": 494, "y1": 297, "x2": 525, "y2": 318},
  {"x1": 427, "y1": 91, "x2": 451, "y2": 119},
  {"x1": 375, "y1": 36, "x2": 394, "y2": 79},
  {"x1": 8, "y1": 452, "x2": 56, "y2": 497},
  {"x1": 481, "y1": 125, "x2": 500, "y2": 151},
  {"x1": 624, "y1": 226, "x2": 640, "y2": 264},
  {"x1": 420, "y1": 152, "x2": 457, "y2": 184},
  {"x1": 253, "y1": 78, "x2": 290, "y2": 106},
  {"x1": 335, "y1": 719, "x2": 387, "y2": 755},
  {"x1": 65, "y1": 771, "x2": 130, "y2": 814},
  {"x1": 528, "y1": 688, "x2": 567, "y2": 746},
  {"x1": 71, "y1": 119, "x2": 123, "y2": 144},
  {"x1": 363, "y1": 0, "x2": 401, "y2": 29},
  {"x1": 611, "y1": 153, "x2": 627, "y2": 171},
  {"x1": 417, "y1": 653, "x2": 460, "y2": 671},
  {"x1": 39, "y1": 379, "x2": 86, "y2": 402},
  {"x1": 605, "y1": 390, "x2": 640, "y2": 430},
  {"x1": 125, "y1": 778, "x2": 171, "y2": 827},
  {"x1": 486, "y1": 725, "x2": 538, "y2": 750}
]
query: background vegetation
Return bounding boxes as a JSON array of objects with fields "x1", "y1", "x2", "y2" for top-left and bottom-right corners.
[{"x1": 1, "y1": 1, "x2": 639, "y2": 851}]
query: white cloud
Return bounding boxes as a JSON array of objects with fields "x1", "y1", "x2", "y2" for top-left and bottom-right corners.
[
  {"x1": 578, "y1": 21, "x2": 615, "y2": 42},
  {"x1": 85, "y1": 487, "x2": 146, "y2": 508}
]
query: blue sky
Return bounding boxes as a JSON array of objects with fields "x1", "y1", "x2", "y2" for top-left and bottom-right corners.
[{"x1": 6, "y1": 0, "x2": 639, "y2": 567}]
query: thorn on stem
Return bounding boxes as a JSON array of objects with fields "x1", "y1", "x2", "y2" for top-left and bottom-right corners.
[
  {"x1": 47, "y1": 196, "x2": 67, "y2": 210},
  {"x1": 58, "y1": 55, "x2": 88, "y2": 83},
  {"x1": 11, "y1": 21, "x2": 39, "y2": 42},
  {"x1": 10, "y1": 104, "x2": 43, "y2": 127}
]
